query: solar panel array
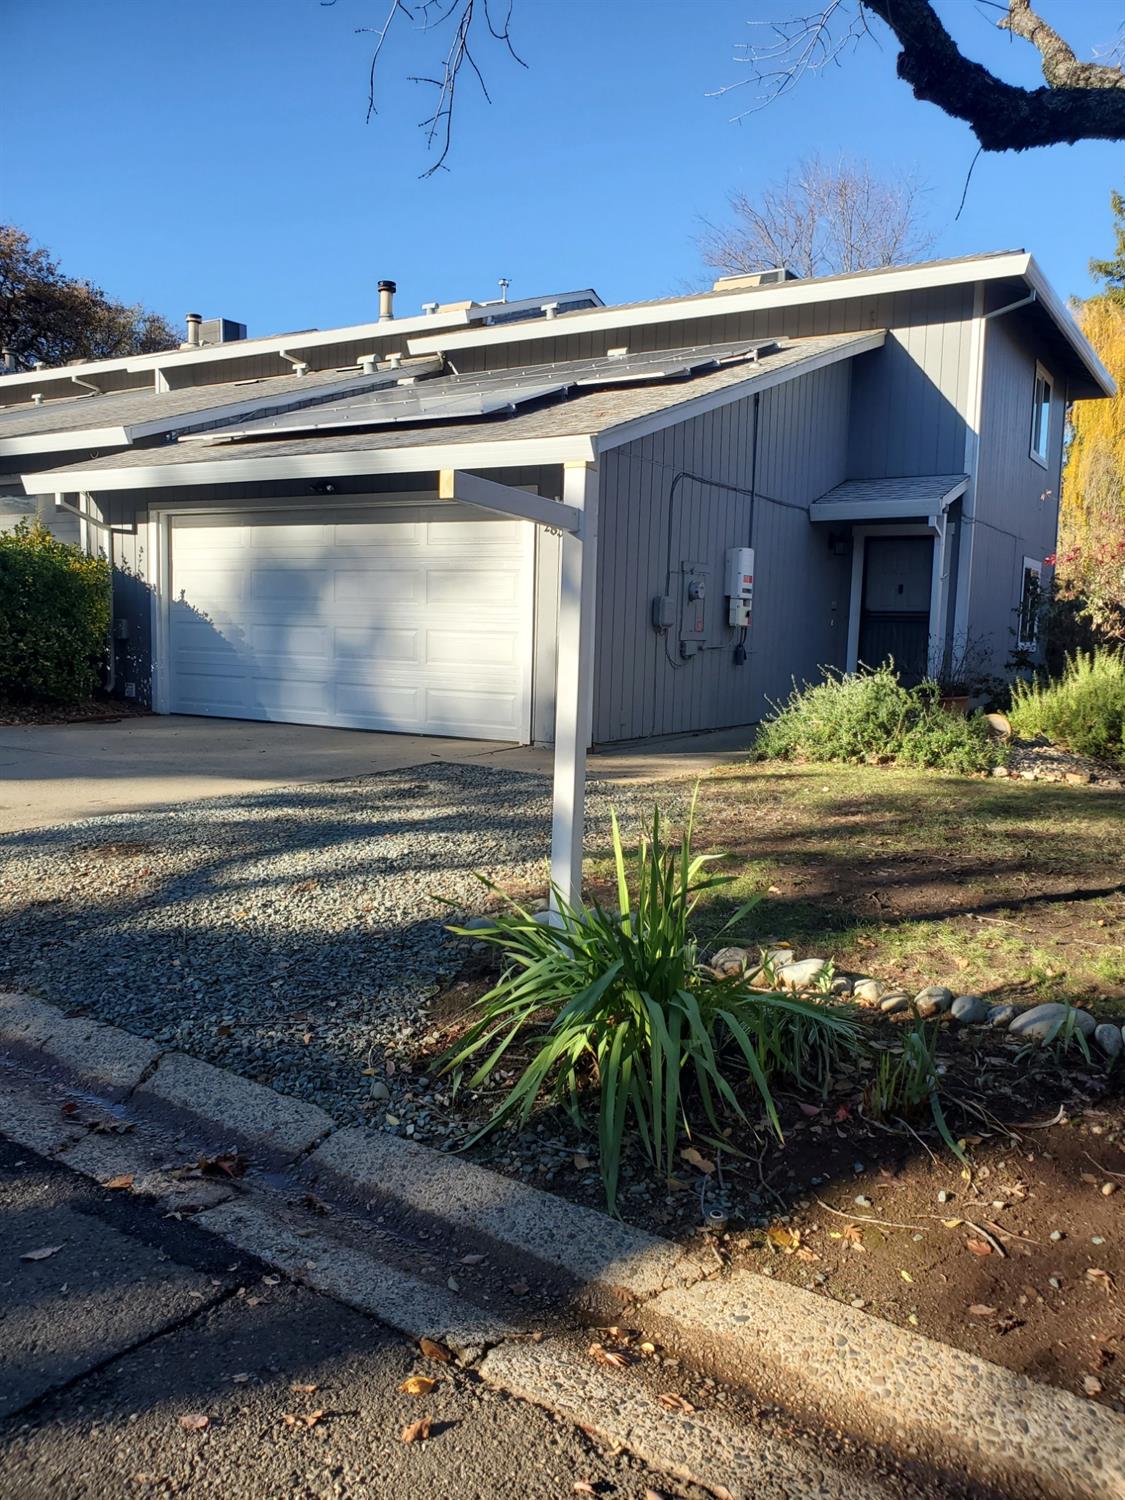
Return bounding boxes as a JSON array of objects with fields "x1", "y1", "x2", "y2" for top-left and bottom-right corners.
[{"x1": 186, "y1": 340, "x2": 780, "y2": 442}]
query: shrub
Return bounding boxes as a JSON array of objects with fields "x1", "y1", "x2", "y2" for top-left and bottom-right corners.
[
  {"x1": 441, "y1": 796, "x2": 861, "y2": 1212},
  {"x1": 0, "y1": 521, "x2": 111, "y2": 703},
  {"x1": 1008, "y1": 648, "x2": 1125, "y2": 765},
  {"x1": 754, "y1": 663, "x2": 1000, "y2": 773}
]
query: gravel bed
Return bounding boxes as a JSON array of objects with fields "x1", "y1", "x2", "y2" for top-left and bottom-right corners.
[
  {"x1": 0, "y1": 762, "x2": 685, "y2": 1138},
  {"x1": 1000, "y1": 738, "x2": 1123, "y2": 786}
]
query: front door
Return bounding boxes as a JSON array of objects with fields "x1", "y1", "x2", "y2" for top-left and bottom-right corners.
[{"x1": 858, "y1": 535, "x2": 932, "y2": 684}]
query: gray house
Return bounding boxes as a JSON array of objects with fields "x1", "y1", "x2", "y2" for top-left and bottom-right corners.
[{"x1": 5, "y1": 252, "x2": 1113, "y2": 753}]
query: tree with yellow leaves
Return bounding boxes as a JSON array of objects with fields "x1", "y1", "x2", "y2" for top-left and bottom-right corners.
[{"x1": 1057, "y1": 194, "x2": 1125, "y2": 648}]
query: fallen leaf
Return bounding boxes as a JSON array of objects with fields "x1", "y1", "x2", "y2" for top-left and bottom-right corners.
[
  {"x1": 941, "y1": 1218, "x2": 964, "y2": 1229},
  {"x1": 103, "y1": 1173, "x2": 135, "y2": 1191},
  {"x1": 899, "y1": 1270, "x2": 914, "y2": 1283},
  {"x1": 968, "y1": 1304, "x2": 997, "y2": 1317},
  {"x1": 657, "y1": 1392, "x2": 695, "y2": 1412},
  {"x1": 282, "y1": 1409, "x2": 325, "y2": 1429},
  {"x1": 588, "y1": 1342, "x2": 632, "y2": 1369},
  {"x1": 766, "y1": 1224, "x2": 800, "y2": 1252},
  {"x1": 1083, "y1": 1375, "x2": 1103, "y2": 1396},
  {"x1": 1086, "y1": 1267, "x2": 1116, "y2": 1292},
  {"x1": 400, "y1": 1375, "x2": 436, "y2": 1396},
  {"x1": 401, "y1": 1416, "x2": 432, "y2": 1444},
  {"x1": 573, "y1": 1484, "x2": 598, "y2": 1496},
  {"x1": 20, "y1": 1245, "x2": 62, "y2": 1262},
  {"x1": 178, "y1": 1413, "x2": 209, "y2": 1432},
  {"x1": 460, "y1": 1254, "x2": 485, "y2": 1266},
  {"x1": 795, "y1": 1247, "x2": 820, "y2": 1263},
  {"x1": 290, "y1": 1383, "x2": 318, "y2": 1394},
  {"x1": 680, "y1": 1146, "x2": 716, "y2": 1175},
  {"x1": 573, "y1": 1154, "x2": 592, "y2": 1171},
  {"x1": 419, "y1": 1336, "x2": 452, "y2": 1363},
  {"x1": 842, "y1": 1223, "x2": 865, "y2": 1249},
  {"x1": 797, "y1": 1102, "x2": 821, "y2": 1118},
  {"x1": 61, "y1": 1101, "x2": 79, "y2": 1117},
  {"x1": 965, "y1": 1238, "x2": 993, "y2": 1257}
]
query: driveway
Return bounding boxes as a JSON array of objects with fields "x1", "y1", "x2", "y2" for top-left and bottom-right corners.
[{"x1": 0, "y1": 715, "x2": 756, "y2": 833}]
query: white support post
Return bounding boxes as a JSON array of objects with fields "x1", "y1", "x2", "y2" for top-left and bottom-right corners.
[{"x1": 549, "y1": 461, "x2": 598, "y2": 915}]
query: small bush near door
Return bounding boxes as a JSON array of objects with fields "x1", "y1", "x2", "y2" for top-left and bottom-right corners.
[
  {"x1": 1009, "y1": 648, "x2": 1125, "y2": 765},
  {"x1": 754, "y1": 662, "x2": 1001, "y2": 773},
  {"x1": 0, "y1": 521, "x2": 111, "y2": 703}
]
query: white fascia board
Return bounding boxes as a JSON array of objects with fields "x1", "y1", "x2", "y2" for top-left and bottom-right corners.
[
  {"x1": 809, "y1": 476, "x2": 968, "y2": 524},
  {"x1": 592, "y1": 331, "x2": 886, "y2": 454},
  {"x1": 21, "y1": 434, "x2": 596, "y2": 495},
  {"x1": 406, "y1": 255, "x2": 1033, "y2": 356},
  {"x1": 1023, "y1": 256, "x2": 1116, "y2": 397},
  {"x1": 0, "y1": 426, "x2": 129, "y2": 457},
  {"x1": 0, "y1": 311, "x2": 474, "y2": 398}
]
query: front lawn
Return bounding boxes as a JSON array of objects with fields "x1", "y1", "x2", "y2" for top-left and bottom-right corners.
[{"x1": 685, "y1": 762, "x2": 1125, "y2": 1012}]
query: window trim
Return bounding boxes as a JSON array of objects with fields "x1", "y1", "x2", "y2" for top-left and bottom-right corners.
[
  {"x1": 1017, "y1": 555, "x2": 1043, "y2": 649},
  {"x1": 1029, "y1": 361, "x2": 1053, "y2": 469}
]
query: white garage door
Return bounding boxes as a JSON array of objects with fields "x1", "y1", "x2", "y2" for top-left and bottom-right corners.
[{"x1": 166, "y1": 512, "x2": 534, "y2": 740}]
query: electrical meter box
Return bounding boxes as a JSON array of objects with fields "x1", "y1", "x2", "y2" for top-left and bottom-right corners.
[{"x1": 725, "y1": 546, "x2": 754, "y2": 628}]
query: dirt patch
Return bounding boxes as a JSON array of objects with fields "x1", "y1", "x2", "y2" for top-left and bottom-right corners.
[{"x1": 413, "y1": 979, "x2": 1125, "y2": 1409}]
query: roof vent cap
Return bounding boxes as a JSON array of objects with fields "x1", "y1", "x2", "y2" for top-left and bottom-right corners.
[{"x1": 712, "y1": 267, "x2": 800, "y2": 292}]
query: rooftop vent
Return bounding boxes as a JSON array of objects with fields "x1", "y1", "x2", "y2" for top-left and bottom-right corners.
[
  {"x1": 712, "y1": 267, "x2": 800, "y2": 292},
  {"x1": 198, "y1": 317, "x2": 248, "y2": 346}
]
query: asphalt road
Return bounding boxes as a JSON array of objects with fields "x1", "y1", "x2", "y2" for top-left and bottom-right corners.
[{"x1": 0, "y1": 1138, "x2": 693, "y2": 1500}]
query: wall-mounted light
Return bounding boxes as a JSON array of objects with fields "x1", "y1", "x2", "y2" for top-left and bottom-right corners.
[{"x1": 827, "y1": 530, "x2": 851, "y2": 558}]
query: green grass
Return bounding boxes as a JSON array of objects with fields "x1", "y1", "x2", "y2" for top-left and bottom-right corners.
[{"x1": 610, "y1": 762, "x2": 1125, "y2": 1017}]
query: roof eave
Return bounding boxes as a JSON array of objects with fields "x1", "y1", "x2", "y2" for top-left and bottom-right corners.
[{"x1": 1023, "y1": 256, "x2": 1116, "y2": 398}]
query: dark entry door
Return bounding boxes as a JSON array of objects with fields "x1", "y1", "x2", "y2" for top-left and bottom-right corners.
[{"x1": 858, "y1": 536, "x2": 932, "y2": 684}]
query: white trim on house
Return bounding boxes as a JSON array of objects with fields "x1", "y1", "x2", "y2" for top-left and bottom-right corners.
[
  {"x1": 1029, "y1": 360, "x2": 1054, "y2": 469},
  {"x1": 21, "y1": 435, "x2": 598, "y2": 494}
]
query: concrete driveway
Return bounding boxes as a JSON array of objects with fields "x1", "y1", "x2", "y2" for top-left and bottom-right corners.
[{"x1": 0, "y1": 715, "x2": 755, "y2": 833}]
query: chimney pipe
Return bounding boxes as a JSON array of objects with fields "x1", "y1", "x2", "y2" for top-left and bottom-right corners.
[
  {"x1": 378, "y1": 280, "x2": 396, "y2": 322},
  {"x1": 185, "y1": 313, "x2": 202, "y2": 348},
  {"x1": 0, "y1": 348, "x2": 14, "y2": 374}
]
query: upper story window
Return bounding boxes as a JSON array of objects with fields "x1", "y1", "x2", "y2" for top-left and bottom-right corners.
[{"x1": 1030, "y1": 362, "x2": 1053, "y2": 467}]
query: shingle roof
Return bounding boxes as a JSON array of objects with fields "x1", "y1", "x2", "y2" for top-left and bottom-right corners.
[
  {"x1": 809, "y1": 473, "x2": 969, "y2": 522},
  {"x1": 31, "y1": 331, "x2": 880, "y2": 487}
]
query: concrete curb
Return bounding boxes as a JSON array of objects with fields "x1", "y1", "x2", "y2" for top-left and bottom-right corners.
[
  {"x1": 4, "y1": 988, "x2": 1123, "y2": 1500},
  {"x1": 639, "y1": 1270, "x2": 1125, "y2": 1500}
]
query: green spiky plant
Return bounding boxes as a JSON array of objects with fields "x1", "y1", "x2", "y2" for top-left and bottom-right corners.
[{"x1": 440, "y1": 793, "x2": 861, "y2": 1212}]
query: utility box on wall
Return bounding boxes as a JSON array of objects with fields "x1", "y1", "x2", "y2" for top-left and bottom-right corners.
[
  {"x1": 725, "y1": 546, "x2": 754, "y2": 628},
  {"x1": 679, "y1": 561, "x2": 711, "y2": 657}
]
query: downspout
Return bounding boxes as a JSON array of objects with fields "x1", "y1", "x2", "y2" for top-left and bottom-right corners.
[
  {"x1": 952, "y1": 286, "x2": 1038, "y2": 653},
  {"x1": 70, "y1": 374, "x2": 103, "y2": 396}
]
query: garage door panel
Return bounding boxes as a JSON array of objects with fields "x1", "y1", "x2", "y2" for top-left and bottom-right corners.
[
  {"x1": 167, "y1": 515, "x2": 531, "y2": 740},
  {"x1": 334, "y1": 568, "x2": 422, "y2": 604},
  {"x1": 335, "y1": 626, "x2": 420, "y2": 663}
]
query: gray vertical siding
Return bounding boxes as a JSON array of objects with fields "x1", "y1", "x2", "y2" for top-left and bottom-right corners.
[
  {"x1": 967, "y1": 306, "x2": 1067, "y2": 671},
  {"x1": 592, "y1": 359, "x2": 853, "y2": 742}
]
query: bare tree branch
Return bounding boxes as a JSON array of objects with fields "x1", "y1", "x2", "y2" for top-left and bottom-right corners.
[
  {"x1": 328, "y1": 0, "x2": 525, "y2": 174},
  {"x1": 997, "y1": 0, "x2": 1125, "y2": 91}
]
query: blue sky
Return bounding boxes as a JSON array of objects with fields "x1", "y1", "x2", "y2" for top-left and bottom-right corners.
[{"x1": 5, "y1": 0, "x2": 1123, "y2": 335}]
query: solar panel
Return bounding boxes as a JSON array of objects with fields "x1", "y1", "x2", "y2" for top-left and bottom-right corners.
[{"x1": 184, "y1": 339, "x2": 781, "y2": 443}]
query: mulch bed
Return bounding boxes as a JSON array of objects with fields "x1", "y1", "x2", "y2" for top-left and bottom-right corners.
[
  {"x1": 0, "y1": 697, "x2": 149, "y2": 727},
  {"x1": 412, "y1": 974, "x2": 1125, "y2": 1412}
]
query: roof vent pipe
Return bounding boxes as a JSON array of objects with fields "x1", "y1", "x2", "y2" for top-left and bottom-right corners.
[
  {"x1": 358, "y1": 355, "x2": 379, "y2": 374},
  {"x1": 542, "y1": 302, "x2": 559, "y2": 320},
  {"x1": 378, "y1": 280, "x2": 397, "y2": 322},
  {"x1": 32, "y1": 393, "x2": 44, "y2": 405},
  {"x1": 422, "y1": 301, "x2": 438, "y2": 315},
  {"x1": 0, "y1": 348, "x2": 14, "y2": 374},
  {"x1": 185, "y1": 313, "x2": 202, "y2": 348},
  {"x1": 387, "y1": 351, "x2": 403, "y2": 369}
]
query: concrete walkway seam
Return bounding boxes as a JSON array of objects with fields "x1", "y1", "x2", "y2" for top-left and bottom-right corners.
[{"x1": 4, "y1": 989, "x2": 1123, "y2": 1500}]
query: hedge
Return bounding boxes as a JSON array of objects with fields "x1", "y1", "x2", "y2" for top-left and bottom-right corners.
[{"x1": 0, "y1": 520, "x2": 111, "y2": 703}]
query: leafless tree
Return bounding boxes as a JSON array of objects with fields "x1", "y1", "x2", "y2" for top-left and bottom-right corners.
[
  {"x1": 699, "y1": 156, "x2": 935, "y2": 280},
  {"x1": 717, "y1": 0, "x2": 1125, "y2": 152},
  {"x1": 336, "y1": 0, "x2": 1124, "y2": 173}
]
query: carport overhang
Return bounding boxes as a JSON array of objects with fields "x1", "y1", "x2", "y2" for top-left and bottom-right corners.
[{"x1": 26, "y1": 438, "x2": 600, "y2": 918}]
